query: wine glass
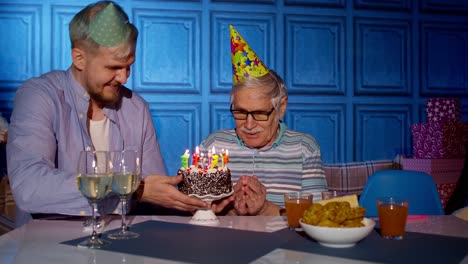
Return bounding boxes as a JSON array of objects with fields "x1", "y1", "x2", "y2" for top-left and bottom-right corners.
[
  {"x1": 76, "y1": 150, "x2": 113, "y2": 248},
  {"x1": 107, "y1": 150, "x2": 141, "y2": 239}
]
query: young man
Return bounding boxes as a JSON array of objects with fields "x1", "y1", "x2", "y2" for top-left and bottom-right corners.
[{"x1": 7, "y1": 1, "x2": 207, "y2": 226}]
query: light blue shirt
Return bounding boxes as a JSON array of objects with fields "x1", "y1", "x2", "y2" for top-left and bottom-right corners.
[
  {"x1": 200, "y1": 122, "x2": 328, "y2": 208},
  {"x1": 7, "y1": 69, "x2": 166, "y2": 225}
]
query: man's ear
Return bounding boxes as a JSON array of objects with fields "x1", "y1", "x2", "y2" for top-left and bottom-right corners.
[
  {"x1": 71, "y1": 47, "x2": 86, "y2": 71},
  {"x1": 279, "y1": 96, "x2": 288, "y2": 118}
]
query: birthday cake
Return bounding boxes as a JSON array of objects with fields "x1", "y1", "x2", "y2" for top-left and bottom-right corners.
[{"x1": 177, "y1": 148, "x2": 232, "y2": 196}]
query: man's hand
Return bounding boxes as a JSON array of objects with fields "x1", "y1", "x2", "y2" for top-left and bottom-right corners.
[
  {"x1": 211, "y1": 195, "x2": 235, "y2": 214},
  {"x1": 0, "y1": 130, "x2": 7, "y2": 143},
  {"x1": 140, "y1": 174, "x2": 209, "y2": 211},
  {"x1": 233, "y1": 175, "x2": 267, "y2": 215}
]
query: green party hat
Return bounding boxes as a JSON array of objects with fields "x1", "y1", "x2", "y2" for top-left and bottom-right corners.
[
  {"x1": 230, "y1": 25, "x2": 269, "y2": 85},
  {"x1": 89, "y1": 3, "x2": 130, "y2": 47}
]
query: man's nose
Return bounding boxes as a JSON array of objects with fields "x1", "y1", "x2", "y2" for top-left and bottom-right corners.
[
  {"x1": 243, "y1": 114, "x2": 257, "y2": 129},
  {"x1": 115, "y1": 68, "x2": 129, "y2": 84}
]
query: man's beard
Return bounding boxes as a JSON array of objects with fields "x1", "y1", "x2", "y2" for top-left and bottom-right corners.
[{"x1": 89, "y1": 88, "x2": 121, "y2": 106}]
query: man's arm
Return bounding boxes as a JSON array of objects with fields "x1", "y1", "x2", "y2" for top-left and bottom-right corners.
[
  {"x1": 132, "y1": 102, "x2": 208, "y2": 211},
  {"x1": 7, "y1": 84, "x2": 87, "y2": 214},
  {"x1": 302, "y1": 147, "x2": 328, "y2": 202}
]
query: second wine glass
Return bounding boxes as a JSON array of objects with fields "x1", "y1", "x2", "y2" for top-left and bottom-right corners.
[{"x1": 108, "y1": 150, "x2": 141, "y2": 240}]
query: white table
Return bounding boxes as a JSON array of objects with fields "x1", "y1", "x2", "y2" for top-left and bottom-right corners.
[{"x1": 0, "y1": 215, "x2": 466, "y2": 264}]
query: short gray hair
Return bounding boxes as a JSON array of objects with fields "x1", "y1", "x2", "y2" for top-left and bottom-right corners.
[
  {"x1": 230, "y1": 70, "x2": 288, "y2": 110},
  {"x1": 69, "y1": 1, "x2": 138, "y2": 57}
]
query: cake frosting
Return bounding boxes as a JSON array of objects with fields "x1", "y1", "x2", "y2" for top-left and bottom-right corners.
[{"x1": 178, "y1": 165, "x2": 232, "y2": 196}]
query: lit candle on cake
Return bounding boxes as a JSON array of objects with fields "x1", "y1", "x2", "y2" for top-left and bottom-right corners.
[
  {"x1": 211, "y1": 146, "x2": 218, "y2": 169},
  {"x1": 208, "y1": 148, "x2": 213, "y2": 168},
  {"x1": 200, "y1": 152, "x2": 206, "y2": 169},
  {"x1": 181, "y1": 149, "x2": 189, "y2": 169},
  {"x1": 222, "y1": 149, "x2": 229, "y2": 167},
  {"x1": 192, "y1": 146, "x2": 200, "y2": 166},
  {"x1": 221, "y1": 149, "x2": 225, "y2": 167}
]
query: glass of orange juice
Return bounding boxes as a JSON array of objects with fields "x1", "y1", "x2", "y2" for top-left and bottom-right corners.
[
  {"x1": 377, "y1": 197, "x2": 409, "y2": 240},
  {"x1": 284, "y1": 192, "x2": 313, "y2": 230}
]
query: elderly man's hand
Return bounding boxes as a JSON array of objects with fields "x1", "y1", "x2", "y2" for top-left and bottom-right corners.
[
  {"x1": 233, "y1": 175, "x2": 267, "y2": 215},
  {"x1": 140, "y1": 174, "x2": 209, "y2": 211},
  {"x1": 0, "y1": 130, "x2": 7, "y2": 143},
  {"x1": 211, "y1": 194, "x2": 235, "y2": 214}
]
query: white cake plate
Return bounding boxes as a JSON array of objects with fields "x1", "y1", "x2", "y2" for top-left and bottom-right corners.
[{"x1": 189, "y1": 191, "x2": 234, "y2": 226}]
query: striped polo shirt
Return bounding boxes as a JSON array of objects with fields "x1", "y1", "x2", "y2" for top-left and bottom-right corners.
[{"x1": 200, "y1": 122, "x2": 328, "y2": 208}]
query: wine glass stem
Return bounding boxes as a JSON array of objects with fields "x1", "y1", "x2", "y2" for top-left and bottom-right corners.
[
  {"x1": 91, "y1": 202, "x2": 99, "y2": 241},
  {"x1": 120, "y1": 198, "x2": 128, "y2": 233},
  {"x1": 92, "y1": 200, "x2": 99, "y2": 222}
]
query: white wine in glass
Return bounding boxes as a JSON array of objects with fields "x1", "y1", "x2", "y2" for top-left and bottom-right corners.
[
  {"x1": 112, "y1": 172, "x2": 140, "y2": 196},
  {"x1": 76, "y1": 150, "x2": 112, "y2": 248},
  {"x1": 108, "y1": 150, "x2": 141, "y2": 240}
]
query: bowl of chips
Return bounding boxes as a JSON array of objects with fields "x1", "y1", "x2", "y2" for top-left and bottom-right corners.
[{"x1": 299, "y1": 201, "x2": 376, "y2": 248}]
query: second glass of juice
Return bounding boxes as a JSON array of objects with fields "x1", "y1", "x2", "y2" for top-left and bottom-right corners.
[{"x1": 377, "y1": 197, "x2": 409, "y2": 240}]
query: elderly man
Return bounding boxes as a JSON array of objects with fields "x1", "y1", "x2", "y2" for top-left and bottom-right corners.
[
  {"x1": 201, "y1": 25, "x2": 328, "y2": 216},
  {"x1": 7, "y1": 1, "x2": 207, "y2": 226}
]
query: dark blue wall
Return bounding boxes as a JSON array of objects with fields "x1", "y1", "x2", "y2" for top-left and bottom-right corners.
[{"x1": 0, "y1": 0, "x2": 467, "y2": 176}]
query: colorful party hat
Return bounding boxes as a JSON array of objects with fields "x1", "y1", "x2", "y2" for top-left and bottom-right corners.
[
  {"x1": 230, "y1": 25, "x2": 269, "y2": 85},
  {"x1": 89, "y1": 3, "x2": 130, "y2": 47}
]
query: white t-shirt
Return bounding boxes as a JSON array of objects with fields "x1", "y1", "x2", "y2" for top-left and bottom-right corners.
[{"x1": 89, "y1": 116, "x2": 110, "y2": 151}]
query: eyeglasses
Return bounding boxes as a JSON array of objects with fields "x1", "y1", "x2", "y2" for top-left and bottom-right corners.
[{"x1": 230, "y1": 105, "x2": 275, "y2": 121}]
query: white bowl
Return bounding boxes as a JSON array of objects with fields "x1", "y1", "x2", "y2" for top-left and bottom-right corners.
[{"x1": 299, "y1": 218, "x2": 376, "y2": 248}]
